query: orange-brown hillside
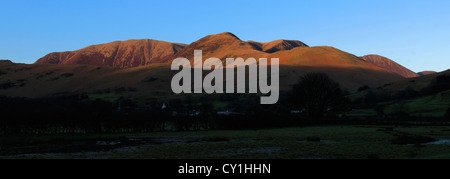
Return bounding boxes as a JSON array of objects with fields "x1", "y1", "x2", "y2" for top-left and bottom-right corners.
[
  {"x1": 173, "y1": 32, "x2": 267, "y2": 61},
  {"x1": 360, "y1": 55, "x2": 418, "y2": 78},
  {"x1": 247, "y1": 39, "x2": 308, "y2": 53},
  {"x1": 267, "y1": 47, "x2": 404, "y2": 91},
  {"x1": 273, "y1": 46, "x2": 376, "y2": 68},
  {"x1": 6, "y1": 32, "x2": 409, "y2": 98},
  {"x1": 35, "y1": 39, "x2": 186, "y2": 68},
  {"x1": 171, "y1": 33, "x2": 404, "y2": 90},
  {"x1": 173, "y1": 32, "x2": 309, "y2": 61}
]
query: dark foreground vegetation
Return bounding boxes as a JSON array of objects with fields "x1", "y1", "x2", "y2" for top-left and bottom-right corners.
[
  {"x1": 0, "y1": 93, "x2": 302, "y2": 135},
  {"x1": 1, "y1": 73, "x2": 449, "y2": 136},
  {"x1": 0, "y1": 73, "x2": 449, "y2": 159},
  {"x1": 2, "y1": 125, "x2": 450, "y2": 159}
]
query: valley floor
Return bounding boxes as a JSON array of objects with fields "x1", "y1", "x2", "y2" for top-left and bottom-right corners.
[{"x1": 1, "y1": 125, "x2": 450, "y2": 159}]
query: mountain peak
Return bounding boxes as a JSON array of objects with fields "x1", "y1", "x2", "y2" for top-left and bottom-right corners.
[
  {"x1": 247, "y1": 39, "x2": 308, "y2": 53},
  {"x1": 360, "y1": 55, "x2": 419, "y2": 78},
  {"x1": 208, "y1": 32, "x2": 241, "y2": 41}
]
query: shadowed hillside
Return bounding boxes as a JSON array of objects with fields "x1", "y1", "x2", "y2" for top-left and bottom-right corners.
[{"x1": 349, "y1": 69, "x2": 450, "y2": 117}]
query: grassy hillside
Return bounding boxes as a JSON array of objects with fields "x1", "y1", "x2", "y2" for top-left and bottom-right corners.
[{"x1": 348, "y1": 69, "x2": 450, "y2": 118}]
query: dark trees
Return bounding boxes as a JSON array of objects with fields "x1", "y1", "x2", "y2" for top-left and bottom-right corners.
[{"x1": 291, "y1": 73, "x2": 347, "y2": 120}]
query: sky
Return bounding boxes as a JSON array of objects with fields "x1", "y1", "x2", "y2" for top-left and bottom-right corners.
[{"x1": 0, "y1": 0, "x2": 449, "y2": 72}]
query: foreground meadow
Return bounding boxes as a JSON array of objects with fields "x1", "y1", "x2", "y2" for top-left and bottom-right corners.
[{"x1": 1, "y1": 125, "x2": 450, "y2": 159}]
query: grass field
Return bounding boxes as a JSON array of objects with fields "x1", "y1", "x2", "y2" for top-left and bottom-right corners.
[
  {"x1": 346, "y1": 90, "x2": 450, "y2": 118},
  {"x1": 2, "y1": 125, "x2": 450, "y2": 159},
  {"x1": 383, "y1": 90, "x2": 450, "y2": 117}
]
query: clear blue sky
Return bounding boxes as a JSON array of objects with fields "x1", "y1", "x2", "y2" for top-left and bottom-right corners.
[{"x1": 1, "y1": 0, "x2": 449, "y2": 72}]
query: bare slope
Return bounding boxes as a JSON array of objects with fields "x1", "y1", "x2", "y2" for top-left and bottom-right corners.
[
  {"x1": 360, "y1": 55, "x2": 419, "y2": 78},
  {"x1": 35, "y1": 39, "x2": 186, "y2": 68}
]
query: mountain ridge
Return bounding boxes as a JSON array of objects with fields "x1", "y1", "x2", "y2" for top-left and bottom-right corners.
[
  {"x1": 418, "y1": 71, "x2": 437, "y2": 76},
  {"x1": 360, "y1": 55, "x2": 419, "y2": 78},
  {"x1": 35, "y1": 39, "x2": 187, "y2": 68}
]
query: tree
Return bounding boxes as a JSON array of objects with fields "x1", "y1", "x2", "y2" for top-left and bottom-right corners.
[{"x1": 291, "y1": 73, "x2": 346, "y2": 120}]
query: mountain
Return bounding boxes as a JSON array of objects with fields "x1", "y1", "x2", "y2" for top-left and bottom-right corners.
[
  {"x1": 275, "y1": 47, "x2": 376, "y2": 67},
  {"x1": 0, "y1": 32, "x2": 405, "y2": 98},
  {"x1": 173, "y1": 32, "x2": 309, "y2": 61},
  {"x1": 172, "y1": 33, "x2": 403, "y2": 91},
  {"x1": 35, "y1": 39, "x2": 186, "y2": 68},
  {"x1": 0, "y1": 60, "x2": 13, "y2": 65},
  {"x1": 360, "y1": 55, "x2": 419, "y2": 78},
  {"x1": 173, "y1": 32, "x2": 269, "y2": 61},
  {"x1": 247, "y1": 39, "x2": 308, "y2": 53},
  {"x1": 418, "y1": 71, "x2": 437, "y2": 76},
  {"x1": 268, "y1": 47, "x2": 404, "y2": 91}
]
